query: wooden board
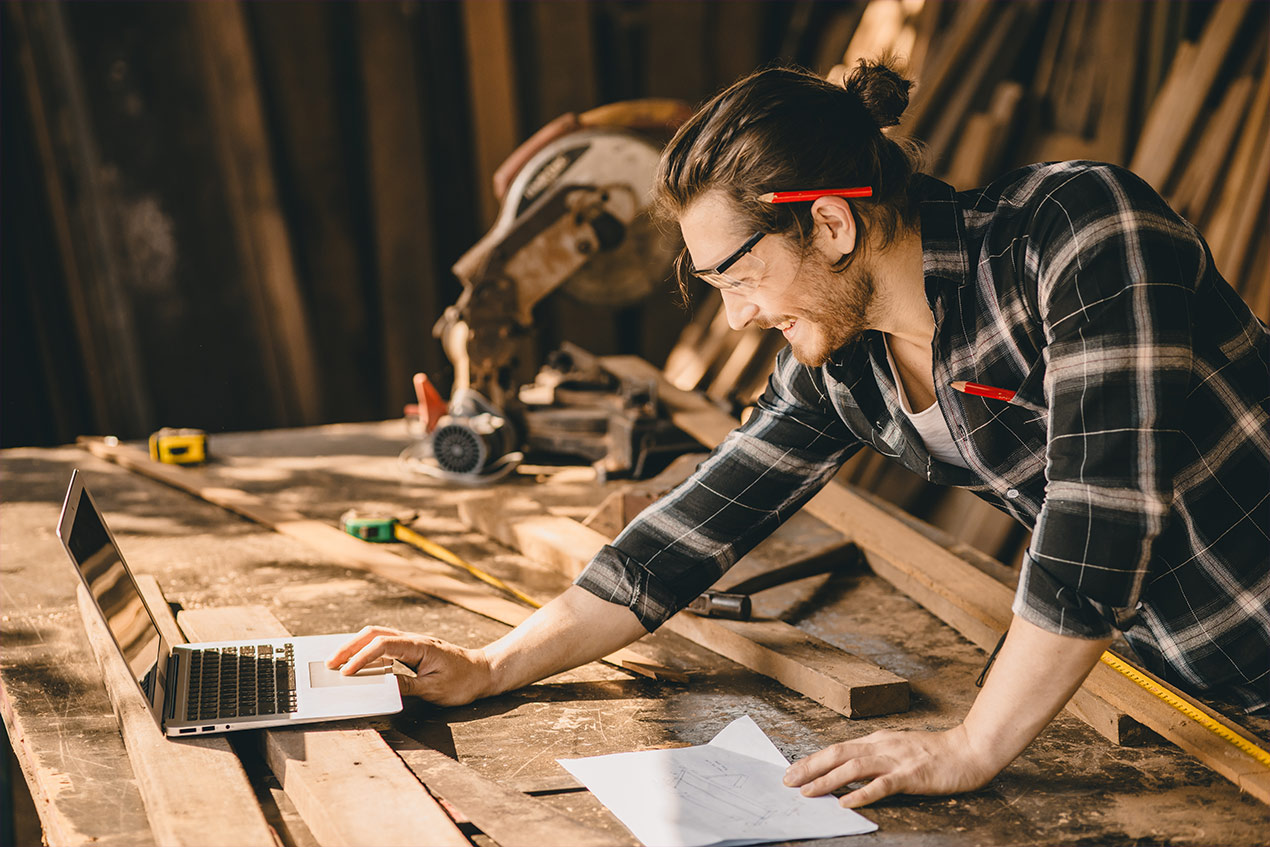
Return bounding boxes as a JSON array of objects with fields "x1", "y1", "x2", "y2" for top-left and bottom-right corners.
[
  {"x1": 190, "y1": 0, "x2": 321, "y2": 426},
  {"x1": 4, "y1": 1, "x2": 153, "y2": 436},
  {"x1": 1131, "y1": 0, "x2": 1253, "y2": 192},
  {"x1": 246, "y1": 3, "x2": 378, "y2": 422},
  {"x1": 457, "y1": 492, "x2": 911, "y2": 718},
  {"x1": 461, "y1": 0, "x2": 521, "y2": 225},
  {"x1": 383, "y1": 729, "x2": 625, "y2": 847},
  {"x1": 74, "y1": 586, "x2": 275, "y2": 847},
  {"x1": 177, "y1": 605, "x2": 470, "y2": 847},
  {"x1": 356, "y1": 1, "x2": 447, "y2": 408}
]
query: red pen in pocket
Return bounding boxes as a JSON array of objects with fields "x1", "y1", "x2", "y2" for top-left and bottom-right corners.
[{"x1": 951, "y1": 381, "x2": 1017, "y2": 402}]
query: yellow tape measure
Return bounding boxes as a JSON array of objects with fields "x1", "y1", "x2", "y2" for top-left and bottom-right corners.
[{"x1": 1100, "y1": 651, "x2": 1270, "y2": 767}]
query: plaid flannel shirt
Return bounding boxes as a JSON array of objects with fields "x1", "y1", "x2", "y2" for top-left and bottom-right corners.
[{"x1": 577, "y1": 162, "x2": 1270, "y2": 713}]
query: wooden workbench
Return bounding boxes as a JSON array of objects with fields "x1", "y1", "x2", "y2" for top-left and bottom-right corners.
[{"x1": 4, "y1": 420, "x2": 1268, "y2": 846}]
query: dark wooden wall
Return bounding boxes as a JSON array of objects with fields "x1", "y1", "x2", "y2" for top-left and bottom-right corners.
[
  {"x1": 4, "y1": 1, "x2": 1265, "y2": 449},
  {"x1": 3, "y1": 0, "x2": 806, "y2": 447}
]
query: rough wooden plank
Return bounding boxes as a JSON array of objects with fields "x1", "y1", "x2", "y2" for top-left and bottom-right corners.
[
  {"x1": 1206, "y1": 62, "x2": 1270, "y2": 268},
  {"x1": 5, "y1": 1, "x2": 153, "y2": 435},
  {"x1": 0, "y1": 637, "x2": 157, "y2": 847},
  {"x1": 1080, "y1": 661, "x2": 1270, "y2": 804},
  {"x1": 383, "y1": 729, "x2": 625, "y2": 847},
  {"x1": 1130, "y1": 0, "x2": 1253, "y2": 191},
  {"x1": 177, "y1": 606, "x2": 470, "y2": 847},
  {"x1": 1091, "y1": 0, "x2": 1142, "y2": 164},
  {"x1": 663, "y1": 615, "x2": 909, "y2": 718},
  {"x1": 461, "y1": 0, "x2": 521, "y2": 225},
  {"x1": 1170, "y1": 75, "x2": 1255, "y2": 218},
  {"x1": 458, "y1": 495, "x2": 598, "y2": 581},
  {"x1": 899, "y1": 0, "x2": 993, "y2": 138},
  {"x1": 457, "y1": 492, "x2": 910, "y2": 718},
  {"x1": 190, "y1": 0, "x2": 322, "y2": 426},
  {"x1": 356, "y1": 1, "x2": 446, "y2": 405},
  {"x1": 923, "y1": 3, "x2": 1030, "y2": 171},
  {"x1": 594, "y1": 355, "x2": 1270, "y2": 793},
  {"x1": 78, "y1": 436, "x2": 681, "y2": 682},
  {"x1": 74, "y1": 586, "x2": 275, "y2": 847},
  {"x1": 247, "y1": 3, "x2": 378, "y2": 422}
]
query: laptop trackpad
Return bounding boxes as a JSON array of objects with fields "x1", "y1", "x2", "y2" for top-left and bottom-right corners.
[{"x1": 308, "y1": 661, "x2": 390, "y2": 688}]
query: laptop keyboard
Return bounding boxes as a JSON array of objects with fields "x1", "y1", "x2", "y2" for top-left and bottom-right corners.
[{"x1": 184, "y1": 643, "x2": 298, "y2": 720}]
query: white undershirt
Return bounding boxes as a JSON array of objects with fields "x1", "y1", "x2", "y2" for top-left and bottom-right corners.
[{"x1": 883, "y1": 337, "x2": 970, "y2": 469}]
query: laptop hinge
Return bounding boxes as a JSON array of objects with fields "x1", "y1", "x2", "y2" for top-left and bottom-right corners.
[{"x1": 164, "y1": 649, "x2": 183, "y2": 722}]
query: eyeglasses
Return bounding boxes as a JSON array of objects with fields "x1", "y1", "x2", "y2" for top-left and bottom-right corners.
[
  {"x1": 687, "y1": 186, "x2": 872, "y2": 292},
  {"x1": 689, "y1": 231, "x2": 767, "y2": 291}
]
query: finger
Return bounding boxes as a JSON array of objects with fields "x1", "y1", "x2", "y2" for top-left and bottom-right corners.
[
  {"x1": 840, "y1": 774, "x2": 898, "y2": 808},
  {"x1": 784, "y1": 742, "x2": 868, "y2": 787},
  {"x1": 326, "y1": 625, "x2": 401, "y2": 668},
  {"x1": 800, "y1": 756, "x2": 891, "y2": 798},
  {"x1": 342, "y1": 634, "x2": 417, "y2": 675}
]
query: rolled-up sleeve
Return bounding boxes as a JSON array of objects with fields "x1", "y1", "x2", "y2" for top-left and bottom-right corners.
[
  {"x1": 1014, "y1": 168, "x2": 1199, "y2": 639},
  {"x1": 575, "y1": 349, "x2": 861, "y2": 631}
]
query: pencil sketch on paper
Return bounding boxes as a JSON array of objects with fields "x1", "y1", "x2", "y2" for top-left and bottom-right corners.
[
  {"x1": 558, "y1": 715, "x2": 878, "y2": 847},
  {"x1": 665, "y1": 756, "x2": 774, "y2": 828}
]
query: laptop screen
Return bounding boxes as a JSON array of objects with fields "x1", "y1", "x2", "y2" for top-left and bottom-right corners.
[{"x1": 64, "y1": 485, "x2": 164, "y2": 708}]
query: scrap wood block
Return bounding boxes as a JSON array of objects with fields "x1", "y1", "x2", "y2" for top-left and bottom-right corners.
[
  {"x1": 74, "y1": 584, "x2": 276, "y2": 847},
  {"x1": 176, "y1": 605, "x2": 469, "y2": 847},
  {"x1": 457, "y1": 492, "x2": 911, "y2": 718}
]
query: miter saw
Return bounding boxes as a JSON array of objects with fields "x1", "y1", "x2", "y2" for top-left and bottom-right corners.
[{"x1": 403, "y1": 101, "x2": 696, "y2": 484}]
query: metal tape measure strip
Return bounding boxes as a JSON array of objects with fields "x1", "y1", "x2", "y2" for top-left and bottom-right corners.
[{"x1": 1100, "y1": 652, "x2": 1270, "y2": 768}]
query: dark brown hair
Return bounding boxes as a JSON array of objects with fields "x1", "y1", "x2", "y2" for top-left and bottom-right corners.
[{"x1": 656, "y1": 59, "x2": 924, "y2": 295}]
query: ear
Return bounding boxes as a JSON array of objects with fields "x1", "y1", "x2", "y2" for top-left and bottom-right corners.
[{"x1": 809, "y1": 196, "x2": 858, "y2": 259}]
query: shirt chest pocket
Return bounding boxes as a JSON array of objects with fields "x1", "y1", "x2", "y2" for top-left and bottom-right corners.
[{"x1": 1004, "y1": 361, "x2": 1048, "y2": 418}]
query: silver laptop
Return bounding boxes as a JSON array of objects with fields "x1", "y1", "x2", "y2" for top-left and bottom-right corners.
[{"x1": 57, "y1": 470, "x2": 402, "y2": 736}]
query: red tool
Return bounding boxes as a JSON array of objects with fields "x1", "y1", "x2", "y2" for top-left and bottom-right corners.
[
  {"x1": 950, "y1": 381, "x2": 1017, "y2": 402},
  {"x1": 404, "y1": 373, "x2": 449, "y2": 433}
]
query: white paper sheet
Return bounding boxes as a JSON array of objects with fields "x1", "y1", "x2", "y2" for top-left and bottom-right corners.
[{"x1": 557, "y1": 715, "x2": 877, "y2": 847}]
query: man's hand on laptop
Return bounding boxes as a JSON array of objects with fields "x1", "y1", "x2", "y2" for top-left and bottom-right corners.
[{"x1": 326, "y1": 627, "x2": 491, "y2": 706}]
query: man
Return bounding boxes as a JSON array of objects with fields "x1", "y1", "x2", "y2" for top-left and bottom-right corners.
[{"x1": 329, "y1": 63, "x2": 1270, "y2": 807}]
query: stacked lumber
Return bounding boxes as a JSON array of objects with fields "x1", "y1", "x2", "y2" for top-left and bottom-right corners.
[{"x1": 663, "y1": 0, "x2": 1268, "y2": 570}]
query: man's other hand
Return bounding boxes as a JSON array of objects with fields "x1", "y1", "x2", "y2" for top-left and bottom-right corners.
[{"x1": 783, "y1": 725, "x2": 994, "y2": 807}]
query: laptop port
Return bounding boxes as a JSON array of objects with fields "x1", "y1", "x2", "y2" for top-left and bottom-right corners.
[
  {"x1": 178, "y1": 727, "x2": 196, "y2": 734},
  {"x1": 203, "y1": 726, "x2": 215, "y2": 731}
]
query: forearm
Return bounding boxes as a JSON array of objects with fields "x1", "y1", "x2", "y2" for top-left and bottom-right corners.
[
  {"x1": 962, "y1": 614, "x2": 1111, "y2": 773},
  {"x1": 479, "y1": 585, "x2": 646, "y2": 697}
]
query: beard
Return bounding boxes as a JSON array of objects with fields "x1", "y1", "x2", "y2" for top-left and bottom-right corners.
[{"x1": 785, "y1": 258, "x2": 876, "y2": 367}]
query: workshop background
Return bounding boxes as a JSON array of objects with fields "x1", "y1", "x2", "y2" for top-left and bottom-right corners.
[{"x1": 4, "y1": 0, "x2": 1268, "y2": 566}]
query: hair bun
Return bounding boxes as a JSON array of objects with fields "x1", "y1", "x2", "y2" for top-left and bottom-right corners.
[{"x1": 843, "y1": 57, "x2": 912, "y2": 129}]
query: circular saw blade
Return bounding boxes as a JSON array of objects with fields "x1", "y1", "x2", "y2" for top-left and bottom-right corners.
[{"x1": 505, "y1": 128, "x2": 679, "y2": 307}]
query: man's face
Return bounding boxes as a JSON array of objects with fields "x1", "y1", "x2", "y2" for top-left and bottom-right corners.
[{"x1": 680, "y1": 192, "x2": 875, "y2": 367}]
